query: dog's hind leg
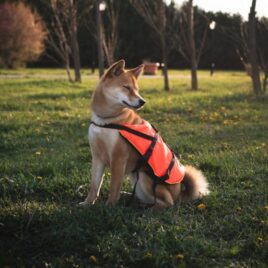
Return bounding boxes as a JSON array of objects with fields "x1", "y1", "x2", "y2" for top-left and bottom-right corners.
[
  {"x1": 131, "y1": 172, "x2": 176, "y2": 209},
  {"x1": 130, "y1": 172, "x2": 155, "y2": 205},
  {"x1": 80, "y1": 155, "x2": 105, "y2": 206},
  {"x1": 152, "y1": 190, "x2": 174, "y2": 210}
]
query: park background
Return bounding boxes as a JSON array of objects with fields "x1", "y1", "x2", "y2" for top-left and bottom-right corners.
[{"x1": 0, "y1": 0, "x2": 267, "y2": 267}]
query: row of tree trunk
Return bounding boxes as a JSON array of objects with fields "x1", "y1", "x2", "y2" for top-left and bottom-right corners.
[
  {"x1": 45, "y1": 0, "x2": 265, "y2": 96},
  {"x1": 133, "y1": 0, "x2": 264, "y2": 94}
]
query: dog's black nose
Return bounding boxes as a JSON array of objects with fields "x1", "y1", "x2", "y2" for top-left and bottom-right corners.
[{"x1": 139, "y1": 99, "x2": 146, "y2": 107}]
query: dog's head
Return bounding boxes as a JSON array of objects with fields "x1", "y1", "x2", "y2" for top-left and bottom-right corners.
[{"x1": 98, "y1": 60, "x2": 145, "y2": 110}]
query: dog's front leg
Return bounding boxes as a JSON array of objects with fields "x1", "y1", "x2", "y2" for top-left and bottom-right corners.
[
  {"x1": 106, "y1": 158, "x2": 126, "y2": 205},
  {"x1": 80, "y1": 155, "x2": 105, "y2": 206}
]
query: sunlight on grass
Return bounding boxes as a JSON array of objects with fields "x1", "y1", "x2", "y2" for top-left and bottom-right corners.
[{"x1": 0, "y1": 70, "x2": 267, "y2": 267}]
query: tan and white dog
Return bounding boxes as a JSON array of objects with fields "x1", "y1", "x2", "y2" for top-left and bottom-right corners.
[{"x1": 80, "y1": 60, "x2": 209, "y2": 209}]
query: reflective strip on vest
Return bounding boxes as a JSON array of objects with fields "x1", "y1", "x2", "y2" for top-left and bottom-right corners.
[{"x1": 119, "y1": 120, "x2": 185, "y2": 184}]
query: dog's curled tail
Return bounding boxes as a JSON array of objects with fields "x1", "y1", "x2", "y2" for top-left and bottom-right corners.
[{"x1": 180, "y1": 165, "x2": 210, "y2": 202}]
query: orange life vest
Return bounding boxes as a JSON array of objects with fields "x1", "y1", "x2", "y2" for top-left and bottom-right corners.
[{"x1": 91, "y1": 120, "x2": 185, "y2": 185}]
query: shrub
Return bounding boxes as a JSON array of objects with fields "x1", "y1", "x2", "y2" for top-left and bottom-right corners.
[{"x1": 0, "y1": 2, "x2": 47, "y2": 68}]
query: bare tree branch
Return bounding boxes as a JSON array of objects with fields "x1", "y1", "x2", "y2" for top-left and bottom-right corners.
[
  {"x1": 81, "y1": 0, "x2": 124, "y2": 66},
  {"x1": 40, "y1": 0, "x2": 81, "y2": 82},
  {"x1": 130, "y1": 0, "x2": 175, "y2": 91},
  {"x1": 196, "y1": 14, "x2": 209, "y2": 64}
]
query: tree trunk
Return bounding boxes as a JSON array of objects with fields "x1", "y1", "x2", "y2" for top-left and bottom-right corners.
[
  {"x1": 103, "y1": 41, "x2": 114, "y2": 66},
  {"x1": 69, "y1": 0, "x2": 81, "y2": 82},
  {"x1": 188, "y1": 0, "x2": 198, "y2": 90},
  {"x1": 263, "y1": 71, "x2": 268, "y2": 93},
  {"x1": 161, "y1": 37, "x2": 170, "y2": 91},
  {"x1": 191, "y1": 61, "x2": 198, "y2": 90},
  {"x1": 248, "y1": 0, "x2": 262, "y2": 95},
  {"x1": 96, "y1": 0, "x2": 105, "y2": 77},
  {"x1": 65, "y1": 54, "x2": 73, "y2": 82}
]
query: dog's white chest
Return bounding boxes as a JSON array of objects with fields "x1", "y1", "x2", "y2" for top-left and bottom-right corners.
[
  {"x1": 88, "y1": 124, "x2": 119, "y2": 157},
  {"x1": 89, "y1": 125, "x2": 102, "y2": 135}
]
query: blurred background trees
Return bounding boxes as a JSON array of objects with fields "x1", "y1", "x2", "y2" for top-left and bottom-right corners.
[
  {"x1": 130, "y1": 0, "x2": 177, "y2": 91},
  {"x1": 24, "y1": 0, "x2": 266, "y2": 70},
  {"x1": 223, "y1": 0, "x2": 267, "y2": 95},
  {"x1": 0, "y1": 2, "x2": 46, "y2": 68},
  {"x1": 0, "y1": 0, "x2": 267, "y2": 94},
  {"x1": 40, "y1": 0, "x2": 81, "y2": 82},
  {"x1": 175, "y1": 1, "x2": 209, "y2": 90},
  {"x1": 13, "y1": 0, "x2": 245, "y2": 70}
]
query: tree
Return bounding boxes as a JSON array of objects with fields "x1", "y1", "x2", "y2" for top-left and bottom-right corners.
[
  {"x1": 69, "y1": 0, "x2": 81, "y2": 82},
  {"x1": 176, "y1": 1, "x2": 209, "y2": 90},
  {"x1": 258, "y1": 17, "x2": 268, "y2": 93},
  {"x1": 223, "y1": 0, "x2": 266, "y2": 95},
  {"x1": 188, "y1": 0, "x2": 198, "y2": 89},
  {"x1": 102, "y1": 0, "x2": 125, "y2": 66},
  {"x1": 45, "y1": 0, "x2": 72, "y2": 81},
  {"x1": 41, "y1": 0, "x2": 81, "y2": 82},
  {"x1": 130, "y1": 0, "x2": 175, "y2": 91},
  {"x1": 248, "y1": 0, "x2": 263, "y2": 95},
  {"x1": 0, "y1": 2, "x2": 46, "y2": 68},
  {"x1": 80, "y1": 0, "x2": 125, "y2": 75},
  {"x1": 96, "y1": 0, "x2": 105, "y2": 76}
]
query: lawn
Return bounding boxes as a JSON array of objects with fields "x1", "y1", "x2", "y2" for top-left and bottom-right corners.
[{"x1": 0, "y1": 70, "x2": 267, "y2": 267}]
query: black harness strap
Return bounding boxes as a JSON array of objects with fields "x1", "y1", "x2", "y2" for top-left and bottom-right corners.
[
  {"x1": 149, "y1": 153, "x2": 175, "y2": 206},
  {"x1": 126, "y1": 170, "x2": 140, "y2": 206},
  {"x1": 158, "y1": 153, "x2": 176, "y2": 183},
  {"x1": 132, "y1": 134, "x2": 157, "y2": 173},
  {"x1": 90, "y1": 121, "x2": 175, "y2": 206},
  {"x1": 90, "y1": 121, "x2": 154, "y2": 141},
  {"x1": 127, "y1": 134, "x2": 158, "y2": 206},
  {"x1": 143, "y1": 135, "x2": 157, "y2": 161}
]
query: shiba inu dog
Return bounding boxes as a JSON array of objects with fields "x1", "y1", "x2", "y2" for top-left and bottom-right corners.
[{"x1": 80, "y1": 60, "x2": 209, "y2": 209}]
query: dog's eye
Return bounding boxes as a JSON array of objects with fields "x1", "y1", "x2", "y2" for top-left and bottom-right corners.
[{"x1": 123, "y1": 85, "x2": 131, "y2": 91}]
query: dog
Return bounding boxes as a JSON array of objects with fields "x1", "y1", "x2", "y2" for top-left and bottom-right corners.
[{"x1": 80, "y1": 60, "x2": 209, "y2": 209}]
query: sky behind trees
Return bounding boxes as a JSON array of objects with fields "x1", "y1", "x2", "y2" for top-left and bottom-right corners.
[{"x1": 174, "y1": 0, "x2": 268, "y2": 19}]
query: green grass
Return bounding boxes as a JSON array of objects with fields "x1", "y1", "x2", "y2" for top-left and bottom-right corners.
[{"x1": 0, "y1": 70, "x2": 267, "y2": 267}]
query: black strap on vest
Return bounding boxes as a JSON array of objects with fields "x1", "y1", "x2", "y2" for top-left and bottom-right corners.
[
  {"x1": 90, "y1": 121, "x2": 154, "y2": 141},
  {"x1": 90, "y1": 121, "x2": 173, "y2": 206},
  {"x1": 158, "y1": 153, "x2": 175, "y2": 182},
  {"x1": 90, "y1": 120, "x2": 158, "y2": 172}
]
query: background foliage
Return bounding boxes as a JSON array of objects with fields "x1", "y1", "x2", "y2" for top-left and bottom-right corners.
[
  {"x1": 0, "y1": 2, "x2": 46, "y2": 68},
  {"x1": 15, "y1": 0, "x2": 268, "y2": 70}
]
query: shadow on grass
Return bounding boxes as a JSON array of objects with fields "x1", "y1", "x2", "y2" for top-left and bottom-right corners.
[
  {"x1": 1, "y1": 196, "x2": 186, "y2": 267},
  {"x1": 27, "y1": 90, "x2": 92, "y2": 101},
  {"x1": 0, "y1": 79, "x2": 85, "y2": 90},
  {"x1": 1, "y1": 76, "x2": 267, "y2": 267}
]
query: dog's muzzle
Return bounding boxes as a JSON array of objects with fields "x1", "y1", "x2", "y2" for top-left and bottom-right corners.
[
  {"x1": 123, "y1": 98, "x2": 146, "y2": 109},
  {"x1": 138, "y1": 98, "x2": 146, "y2": 108}
]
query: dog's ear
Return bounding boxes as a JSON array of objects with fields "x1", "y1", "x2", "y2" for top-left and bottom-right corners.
[
  {"x1": 129, "y1": 64, "x2": 144, "y2": 80},
  {"x1": 104, "y1": 60, "x2": 125, "y2": 78}
]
